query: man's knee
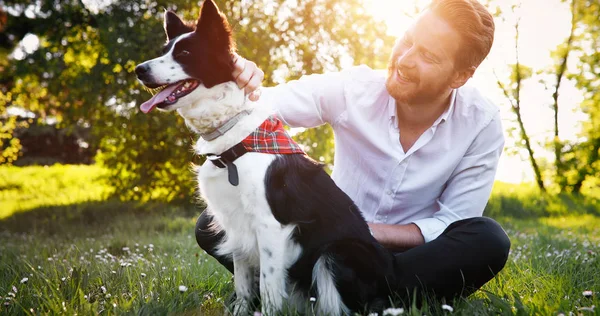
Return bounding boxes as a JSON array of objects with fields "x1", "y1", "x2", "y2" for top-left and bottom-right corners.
[{"x1": 470, "y1": 217, "x2": 511, "y2": 273}]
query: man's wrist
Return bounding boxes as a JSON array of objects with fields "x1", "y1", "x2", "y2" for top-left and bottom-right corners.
[{"x1": 368, "y1": 222, "x2": 425, "y2": 249}]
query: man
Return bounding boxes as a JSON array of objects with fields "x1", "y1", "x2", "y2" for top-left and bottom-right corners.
[{"x1": 197, "y1": 0, "x2": 510, "y2": 303}]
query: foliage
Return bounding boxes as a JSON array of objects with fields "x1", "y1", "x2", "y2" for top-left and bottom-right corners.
[
  {"x1": 0, "y1": 0, "x2": 394, "y2": 201},
  {"x1": 562, "y1": 0, "x2": 600, "y2": 194},
  {"x1": 491, "y1": 0, "x2": 600, "y2": 195},
  {"x1": 1, "y1": 199, "x2": 599, "y2": 315}
]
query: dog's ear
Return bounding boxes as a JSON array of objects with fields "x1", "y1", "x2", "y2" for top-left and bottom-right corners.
[
  {"x1": 164, "y1": 10, "x2": 189, "y2": 41},
  {"x1": 196, "y1": 0, "x2": 232, "y2": 42}
]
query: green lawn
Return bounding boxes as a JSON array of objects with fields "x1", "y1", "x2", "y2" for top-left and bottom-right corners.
[
  {"x1": 0, "y1": 165, "x2": 598, "y2": 315},
  {"x1": 0, "y1": 164, "x2": 113, "y2": 219}
]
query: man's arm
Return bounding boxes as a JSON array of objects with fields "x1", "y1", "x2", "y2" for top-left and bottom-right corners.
[
  {"x1": 368, "y1": 223, "x2": 425, "y2": 251},
  {"x1": 371, "y1": 111, "x2": 505, "y2": 248},
  {"x1": 231, "y1": 54, "x2": 348, "y2": 128}
]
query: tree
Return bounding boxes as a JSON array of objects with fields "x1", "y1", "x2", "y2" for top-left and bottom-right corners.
[
  {"x1": 0, "y1": 0, "x2": 393, "y2": 201},
  {"x1": 494, "y1": 3, "x2": 546, "y2": 192},
  {"x1": 563, "y1": 0, "x2": 600, "y2": 194}
]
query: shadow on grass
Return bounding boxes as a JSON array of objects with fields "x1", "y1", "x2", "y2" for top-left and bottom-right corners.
[{"x1": 0, "y1": 200, "x2": 206, "y2": 238}]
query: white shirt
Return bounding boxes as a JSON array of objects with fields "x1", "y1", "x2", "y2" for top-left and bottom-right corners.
[{"x1": 260, "y1": 65, "x2": 505, "y2": 242}]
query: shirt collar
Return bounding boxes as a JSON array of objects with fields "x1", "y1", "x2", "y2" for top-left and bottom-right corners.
[{"x1": 389, "y1": 89, "x2": 457, "y2": 127}]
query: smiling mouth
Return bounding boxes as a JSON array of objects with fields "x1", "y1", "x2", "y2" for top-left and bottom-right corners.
[
  {"x1": 140, "y1": 79, "x2": 200, "y2": 113},
  {"x1": 396, "y1": 69, "x2": 414, "y2": 83}
]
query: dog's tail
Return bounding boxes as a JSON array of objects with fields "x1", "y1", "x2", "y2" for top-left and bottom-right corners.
[
  {"x1": 312, "y1": 240, "x2": 398, "y2": 314},
  {"x1": 311, "y1": 253, "x2": 350, "y2": 316}
]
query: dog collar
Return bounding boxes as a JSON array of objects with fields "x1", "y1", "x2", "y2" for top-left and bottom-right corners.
[
  {"x1": 206, "y1": 142, "x2": 248, "y2": 186},
  {"x1": 206, "y1": 116, "x2": 305, "y2": 186},
  {"x1": 200, "y1": 110, "x2": 252, "y2": 141}
]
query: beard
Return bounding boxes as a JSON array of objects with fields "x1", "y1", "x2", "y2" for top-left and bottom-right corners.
[{"x1": 385, "y1": 55, "x2": 453, "y2": 105}]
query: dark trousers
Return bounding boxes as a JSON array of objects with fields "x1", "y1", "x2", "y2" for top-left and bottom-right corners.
[{"x1": 195, "y1": 211, "x2": 511, "y2": 302}]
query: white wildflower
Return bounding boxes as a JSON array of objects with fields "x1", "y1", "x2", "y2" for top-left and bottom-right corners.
[
  {"x1": 105, "y1": 294, "x2": 111, "y2": 298},
  {"x1": 7, "y1": 292, "x2": 15, "y2": 298},
  {"x1": 253, "y1": 312, "x2": 262, "y2": 316},
  {"x1": 101, "y1": 286, "x2": 107, "y2": 293},
  {"x1": 12, "y1": 286, "x2": 17, "y2": 294},
  {"x1": 309, "y1": 297, "x2": 316, "y2": 302},
  {"x1": 441, "y1": 304, "x2": 454, "y2": 312},
  {"x1": 141, "y1": 273, "x2": 147, "y2": 277},
  {"x1": 383, "y1": 307, "x2": 404, "y2": 315},
  {"x1": 178, "y1": 285, "x2": 188, "y2": 292},
  {"x1": 367, "y1": 313, "x2": 378, "y2": 316},
  {"x1": 61, "y1": 277, "x2": 66, "y2": 282},
  {"x1": 20, "y1": 277, "x2": 28, "y2": 284},
  {"x1": 111, "y1": 271, "x2": 117, "y2": 274},
  {"x1": 583, "y1": 290, "x2": 593, "y2": 297}
]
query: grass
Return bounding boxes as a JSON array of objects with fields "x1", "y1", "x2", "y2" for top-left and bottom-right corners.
[
  {"x1": 0, "y1": 165, "x2": 599, "y2": 315},
  {"x1": 0, "y1": 164, "x2": 113, "y2": 219}
]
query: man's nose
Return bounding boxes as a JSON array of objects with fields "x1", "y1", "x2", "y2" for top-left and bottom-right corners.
[{"x1": 396, "y1": 48, "x2": 417, "y2": 69}]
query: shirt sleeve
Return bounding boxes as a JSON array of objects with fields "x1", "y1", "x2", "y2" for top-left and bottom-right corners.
[
  {"x1": 259, "y1": 70, "x2": 349, "y2": 128},
  {"x1": 412, "y1": 110, "x2": 505, "y2": 242}
]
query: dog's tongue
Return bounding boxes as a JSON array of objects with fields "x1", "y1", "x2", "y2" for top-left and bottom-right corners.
[{"x1": 140, "y1": 84, "x2": 179, "y2": 113}]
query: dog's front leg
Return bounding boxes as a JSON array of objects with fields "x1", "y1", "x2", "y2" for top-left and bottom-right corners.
[
  {"x1": 257, "y1": 223, "x2": 298, "y2": 314},
  {"x1": 231, "y1": 253, "x2": 256, "y2": 315}
]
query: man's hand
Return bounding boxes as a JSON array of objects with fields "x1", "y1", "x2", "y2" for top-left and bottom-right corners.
[
  {"x1": 232, "y1": 53, "x2": 264, "y2": 101},
  {"x1": 368, "y1": 222, "x2": 425, "y2": 251}
]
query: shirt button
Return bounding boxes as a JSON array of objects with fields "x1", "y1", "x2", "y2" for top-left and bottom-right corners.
[{"x1": 386, "y1": 190, "x2": 393, "y2": 196}]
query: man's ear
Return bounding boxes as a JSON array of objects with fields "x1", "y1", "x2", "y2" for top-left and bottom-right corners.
[
  {"x1": 450, "y1": 66, "x2": 476, "y2": 89},
  {"x1": 164, "y1": 10, "x2": 189, "y2": 41}
]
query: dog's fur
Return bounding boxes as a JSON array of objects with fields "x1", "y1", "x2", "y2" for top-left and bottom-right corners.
[{"x1": 135, "y1": 1, "x2": 398, "y2": 314}]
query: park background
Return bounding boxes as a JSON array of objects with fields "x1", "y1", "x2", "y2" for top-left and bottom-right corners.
[{"x1": 0, "y1": 0, "x2": 599, "y2": 314}]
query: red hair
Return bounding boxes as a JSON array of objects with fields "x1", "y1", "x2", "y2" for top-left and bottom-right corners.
[{"x1": 428, "y1": 0, "x2": 495, "y2": 70}]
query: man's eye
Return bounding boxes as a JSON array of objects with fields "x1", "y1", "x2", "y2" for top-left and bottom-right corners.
[
  {"x1": 421, "y1": 50, "x2": 436, "y2": 62},
  {"x1": 176, "y1": 50, "x2": 190, "y2": 57}
]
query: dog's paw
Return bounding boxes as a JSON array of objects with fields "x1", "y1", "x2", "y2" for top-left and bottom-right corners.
[{"x1": 231, "y1": 297, "x2": 251, "y2": 316}]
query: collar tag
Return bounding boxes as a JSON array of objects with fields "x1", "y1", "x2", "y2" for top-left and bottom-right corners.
[{"x1": 226, "y1": 161, "x2": 239, "y2": 186}]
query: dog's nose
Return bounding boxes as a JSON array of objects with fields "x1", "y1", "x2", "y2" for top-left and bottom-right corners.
[{"x1": 135, "y1": 64, "x2": 149, "y2": 77}]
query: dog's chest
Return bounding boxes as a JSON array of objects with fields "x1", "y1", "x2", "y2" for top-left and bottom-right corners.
[{"x1": 197, "y1": 153, "x2": 278, "y2": 253}]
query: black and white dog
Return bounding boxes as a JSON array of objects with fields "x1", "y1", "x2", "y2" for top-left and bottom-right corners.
[{"x1": 135, "y1": 1, "x2": 397, "y2": 314}]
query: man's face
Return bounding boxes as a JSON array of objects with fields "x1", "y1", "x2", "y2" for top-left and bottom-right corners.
[{"x1": 385, "y1": 10, "x2": 463, "y2": 105}]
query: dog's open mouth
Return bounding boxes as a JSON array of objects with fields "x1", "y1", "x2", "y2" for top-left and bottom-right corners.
[{"x1": 140, "y1": 79, "x2": 200, "y2": 113}]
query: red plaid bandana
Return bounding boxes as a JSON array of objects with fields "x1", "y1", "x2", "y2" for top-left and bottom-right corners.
[{"x1": 241, "y1": 116, "x2": 305, "y2": 155}]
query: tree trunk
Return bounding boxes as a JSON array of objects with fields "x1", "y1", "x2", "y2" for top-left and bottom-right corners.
[{"x1": 553, "y1": 0, "x2": 577, "y2": 191}]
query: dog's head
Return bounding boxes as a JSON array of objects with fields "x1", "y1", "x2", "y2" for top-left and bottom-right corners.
[{"x1": 135, "y1": 0, "x2": 235, "y2": 113}]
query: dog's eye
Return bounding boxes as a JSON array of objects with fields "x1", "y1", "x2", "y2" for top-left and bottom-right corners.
[{"x1": 176, "y1": 50, "x2": 190, "y2": 57}]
